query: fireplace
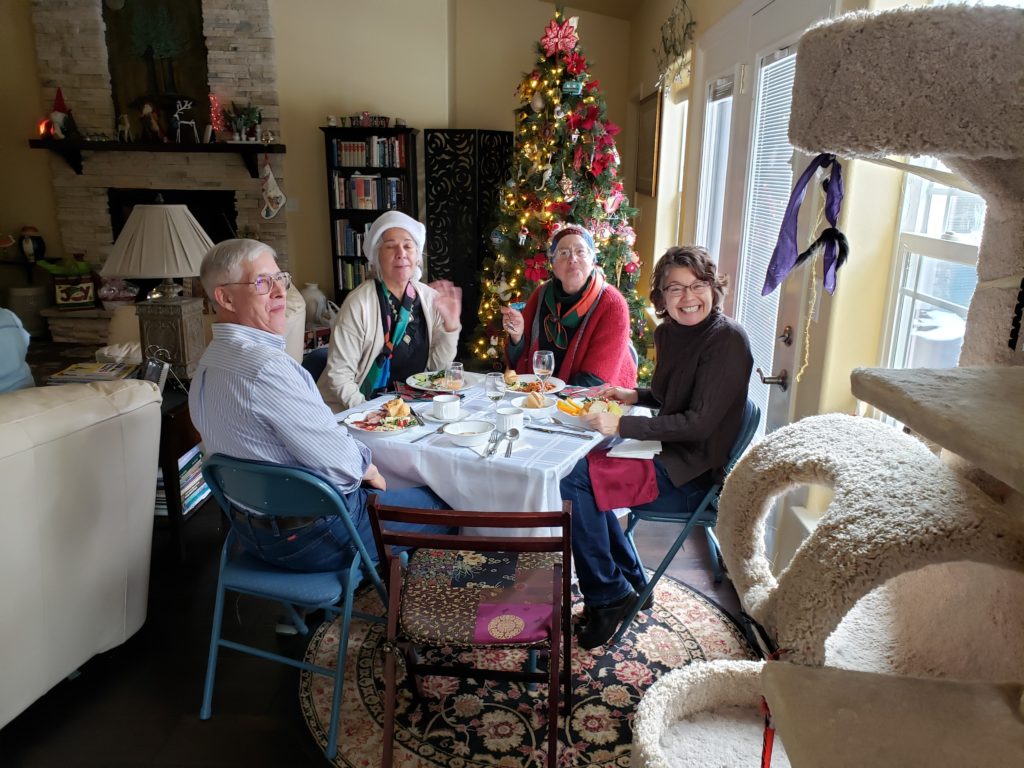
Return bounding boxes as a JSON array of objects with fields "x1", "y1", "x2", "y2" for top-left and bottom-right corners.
[{"x1": 28, "y1": 1, "x2": 287, "y2": 269}]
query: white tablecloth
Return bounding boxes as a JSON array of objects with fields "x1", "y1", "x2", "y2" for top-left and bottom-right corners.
[{"x1": 336, "y1": 388, "x2": 606, "y2": 536}]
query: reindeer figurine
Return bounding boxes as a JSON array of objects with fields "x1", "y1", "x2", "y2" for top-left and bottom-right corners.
[
  {"x1": 116, "y1": 113, "x2": 133, "y2": 143},
  {"x1": 172, "y1": 100, "x2": 199, "y2": 143}
]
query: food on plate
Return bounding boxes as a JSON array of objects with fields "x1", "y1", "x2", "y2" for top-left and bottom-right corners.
[
  {"x1": 350, "y1": 398, "x2": 416, "y2": 431},
  {"x1": 579, "y1": 397, "x2": 623, "y2": 416},
  {"x1": 557, "y1": 398, "x2": 583, "y2": 415},
  {"x1": 524, "y1": 391, "x2": 547, "y2": 409},
  {"x1": 503, "y1": 369, "x2": 519, "y2": 385},
  {"x1": 382, "y1": 397, "x2": 411, "y2": 418},
  {"x1": 412, "y1": 370, "x2": 464, "y2": 390},
  {"x1": 509, "y1": 378, "x2": 557, "y2": 393}
]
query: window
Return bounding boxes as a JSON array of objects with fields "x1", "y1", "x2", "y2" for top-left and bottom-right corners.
[
  {"x1": 694, "y1": 75, "x2": 733, "y2": 261},
  {"x1": 885, "y1": 158, "x2": 985, "y2": 370}
]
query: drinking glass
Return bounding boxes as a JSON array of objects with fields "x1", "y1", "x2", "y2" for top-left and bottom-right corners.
[
  {"x1": 532, "y1": 350, "x2": 555, "y2": 390},
  {"x1": 484, "y1": 372, "x2": 507, "y2": 417},
  {"x1": 445, "y1": 361, "x2": 465, "y2": 391}
]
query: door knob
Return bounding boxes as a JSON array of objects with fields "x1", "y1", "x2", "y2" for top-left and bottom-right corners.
[
  {"x1": 756, "y1": 367, "x2": 788, "y2": 392},
  {"x1": 777, "y1": 325, "x2": 793, "y2": 346}
]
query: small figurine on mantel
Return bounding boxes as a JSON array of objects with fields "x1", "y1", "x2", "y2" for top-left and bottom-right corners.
[
  {"x1": 139, "y1": 102, "x2": 166, "y2": 142},
  {"x1": 172, "y1": 100, "x2": 199, "y2": 143},
  {"x1": 116, "y1": 113, "x2": 133, "y2": 143}
]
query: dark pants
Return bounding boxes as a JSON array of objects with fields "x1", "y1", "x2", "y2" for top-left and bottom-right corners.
[
  {"x1": 559, "y1": 457, "x2": 710, "y2": 606},
  {"x1": 230, "y1": 485, "x2": 449, "y2": 572}
]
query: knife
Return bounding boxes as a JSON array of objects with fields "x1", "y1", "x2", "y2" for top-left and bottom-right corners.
[{"x1": 525, "y1": 425, "x2": 591, "y2": 439}]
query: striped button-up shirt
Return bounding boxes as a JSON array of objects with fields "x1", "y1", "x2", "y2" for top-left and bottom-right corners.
[{"x1": 189, "y1": 323, "x2": 371, "y2": 493}]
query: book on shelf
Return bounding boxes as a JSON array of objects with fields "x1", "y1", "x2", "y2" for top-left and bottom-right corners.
[
  {"x1": 48, "y1": 361, "x2": 139, "y2": 385},
  {"x1": 155, "y1": 443, "x2": 210, "y2": 518}
]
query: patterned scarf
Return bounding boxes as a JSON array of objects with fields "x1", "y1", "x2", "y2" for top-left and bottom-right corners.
[
  {"x1": 542, "y1": 270, "x2": 604, "y2": 349},
  {"x1": 360, "y1": 280, "x2": 416, "y2": 399}
]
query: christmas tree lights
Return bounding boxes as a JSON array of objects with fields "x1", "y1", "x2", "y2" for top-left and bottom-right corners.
[{"x1": 472, "y1": 7, "x2": 649, "y2": 379}]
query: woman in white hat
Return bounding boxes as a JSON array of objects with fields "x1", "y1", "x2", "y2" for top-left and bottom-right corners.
[{"x1": 318, "y1": 211, "x2": 462, "y2": 410}]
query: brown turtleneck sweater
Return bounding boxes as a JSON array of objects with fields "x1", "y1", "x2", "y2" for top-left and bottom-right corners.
[{"x1": 618, "y1": 310, "x2": 753, "y2": 487}]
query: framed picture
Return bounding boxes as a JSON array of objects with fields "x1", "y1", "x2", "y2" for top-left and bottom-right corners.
[{"x1": 636, "y1": 89, "x2": 663, "y2": 197}]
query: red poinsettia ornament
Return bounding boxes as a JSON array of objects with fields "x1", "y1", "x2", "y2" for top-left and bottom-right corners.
[
  {"x1": 564, "y1": 50, "x2": 587, "y2": 75},
  {"x1": 524, "y1": 253, "x2": 550, "y2": 282},
  {"x1": 540, "y1": 17, "x2": 579, "y2": 57}
]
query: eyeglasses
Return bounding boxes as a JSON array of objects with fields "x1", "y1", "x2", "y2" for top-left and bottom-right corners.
[
  {"x1": 554, "y1": 247, "x2": 591, "y2": 262},
  {"x1": 662, "y1": 280, "x2": 711, "y2": 298},
  {"x1": 220, "y1": 271, "x2": 291, "y2": 295}
]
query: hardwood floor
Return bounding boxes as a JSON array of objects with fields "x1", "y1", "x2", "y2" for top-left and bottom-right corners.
[{"x1": 0, "y1": 504, "x2": 742, "y2": 767}]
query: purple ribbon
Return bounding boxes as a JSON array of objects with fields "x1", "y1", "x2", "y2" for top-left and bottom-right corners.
[{"x1": 762, "y1": 153, "x2": 845, "y2": 296}]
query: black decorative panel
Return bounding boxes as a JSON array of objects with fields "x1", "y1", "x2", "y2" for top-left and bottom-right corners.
[{"x1": 424, "y1": 129, "x2": 512, "y2": 357}]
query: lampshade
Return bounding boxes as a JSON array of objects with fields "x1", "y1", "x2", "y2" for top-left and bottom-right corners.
[{"x1": 102, "y1": 204, "x2": 213, "y2": 280}]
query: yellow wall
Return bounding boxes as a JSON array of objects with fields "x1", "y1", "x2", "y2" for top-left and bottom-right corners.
[
  {"x1": 0, "y1": 0, "x2": 64, "y2": 299},
  {"x1": 270, "y1": 0, "x2": 450, "y2": 291}
]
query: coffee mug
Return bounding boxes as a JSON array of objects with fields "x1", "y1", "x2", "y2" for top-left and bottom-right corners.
[
  {"x1": 495, "y1": 406, "x2": 524, "y2": 433},
  {"x1": 433, "y1": 394, "x2": 461, "y2": 421}
]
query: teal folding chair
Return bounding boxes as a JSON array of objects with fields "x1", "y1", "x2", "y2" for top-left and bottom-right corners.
[
  {"x1": 612, "y1": 399, "x2": 760, "y2": 644},
  {"x1": 199, "y1": 455, "x2": 386, "y2": 761}
]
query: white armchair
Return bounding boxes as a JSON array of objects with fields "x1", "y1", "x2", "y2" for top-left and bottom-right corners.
[{"x1": 0, "y1": 379, "x2": 162, "y2": 728}]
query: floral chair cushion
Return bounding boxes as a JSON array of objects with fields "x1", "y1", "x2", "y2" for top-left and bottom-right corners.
[{"x1": 400, "y1": 549, "x2": 561, "y2": 646}]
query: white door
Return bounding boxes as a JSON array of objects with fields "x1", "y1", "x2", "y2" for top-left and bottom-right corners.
[{"x1": 689, "y1": 0, "x2": 837, "y2": 438}]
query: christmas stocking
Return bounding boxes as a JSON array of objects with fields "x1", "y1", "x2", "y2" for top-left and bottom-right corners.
[{"x1": 260, "y1": 159, "x2": 286, "y2": 219}]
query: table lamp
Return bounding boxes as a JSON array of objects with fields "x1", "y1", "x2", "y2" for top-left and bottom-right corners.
[{"x1": 101, "y1": 204, "x2": 214, "y2": 379}]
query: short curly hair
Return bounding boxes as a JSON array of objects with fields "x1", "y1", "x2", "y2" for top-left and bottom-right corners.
[{"x1": 649, "y1": 245, "x2": 729, "y2": 320}]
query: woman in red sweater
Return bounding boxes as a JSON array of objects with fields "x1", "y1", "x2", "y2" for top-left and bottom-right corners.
[{"x1": 499, "y1": 224, "x2": 637, "y2": 388}]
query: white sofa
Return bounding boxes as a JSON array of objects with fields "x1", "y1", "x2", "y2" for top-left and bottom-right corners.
[{"x1": 0, "y1": 379, "x2": 162, "y2": 728}]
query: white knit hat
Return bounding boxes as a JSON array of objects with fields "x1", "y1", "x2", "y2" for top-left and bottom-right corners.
[{"x1": 363, "y1": 211, "x2": 426, "y2": 282}]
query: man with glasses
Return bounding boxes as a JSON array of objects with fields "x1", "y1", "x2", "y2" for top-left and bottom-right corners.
[{"x1": 190, "y1": 239, "x2": 448, "y2": 579}]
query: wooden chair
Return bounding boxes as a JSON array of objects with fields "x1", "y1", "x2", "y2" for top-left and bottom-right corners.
[
  {"x1": 368, "y1": 498, "x2": 572, "y2": 767},
  {"x1": 199, "y1": 455, "x2": 387, "y2": 760}
]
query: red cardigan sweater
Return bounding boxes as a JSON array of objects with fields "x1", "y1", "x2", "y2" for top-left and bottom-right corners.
[{"x1": 508, "y1": 281, "x2": 638, "y2": 387}]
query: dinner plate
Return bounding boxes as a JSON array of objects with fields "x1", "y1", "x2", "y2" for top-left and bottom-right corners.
[
  {"x1": 343, "y1": 410, "x2": 419, "y2": 435},
  {"x1": 505, "y1": 374, "x2": 566, "y2": 396},
  {"x1": 406, "y1": 370, "x2": 484, "y2": 393}
]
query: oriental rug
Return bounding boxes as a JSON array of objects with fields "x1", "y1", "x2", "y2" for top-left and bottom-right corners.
[{"x1": 299, "y1": 575, "x2": 756, "y2": 767}]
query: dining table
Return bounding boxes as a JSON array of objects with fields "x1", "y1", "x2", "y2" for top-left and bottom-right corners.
[{"x1": 335, "y1": 385, "x2": 609, "y2": 536}]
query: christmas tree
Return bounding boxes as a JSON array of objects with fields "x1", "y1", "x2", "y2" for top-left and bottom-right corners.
[{"x1": 472, "y1": 7, "x2": 652, "y2": 383}]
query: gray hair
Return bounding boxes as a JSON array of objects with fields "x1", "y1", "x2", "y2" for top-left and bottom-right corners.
[{"x1": 200, "y1": 238, "x2": 277, "y2": 307}]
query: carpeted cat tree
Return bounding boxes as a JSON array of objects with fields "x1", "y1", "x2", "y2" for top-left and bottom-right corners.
[{"x1": 633, "y1": 5, "x2": 1024, "y2": 766}]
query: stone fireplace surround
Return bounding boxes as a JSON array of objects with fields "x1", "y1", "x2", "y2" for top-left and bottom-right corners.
[{"x1": 29, "y1": 0, "x2": 288, "y2": 269}]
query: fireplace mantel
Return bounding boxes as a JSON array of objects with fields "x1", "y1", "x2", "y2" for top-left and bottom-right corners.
[{"x1": 28, "y1": 139, "x2": 286, "y2": 179}]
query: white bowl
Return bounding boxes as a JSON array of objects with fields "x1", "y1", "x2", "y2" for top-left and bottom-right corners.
[
  {"x1": 554, "y1": 400, "x2": 630, "y2": 430},
  {"x1": 512, "y1": 395, "x2": 557, "y2": 417},
  {"x1": 443, "y1": 419, "x2": 495, "y2": 447}
]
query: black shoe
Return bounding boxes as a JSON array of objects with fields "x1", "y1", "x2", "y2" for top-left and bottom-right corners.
[
  {"x1": 576, "y1": 591, "x2": 638, "y2": 650},
  {"x1": 575, "y1": 589, "x2": 652, "y2": 631}
]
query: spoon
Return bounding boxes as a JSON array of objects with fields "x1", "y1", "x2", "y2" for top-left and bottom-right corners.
[{"x1": 503, "y1": 428, "x2": 520, "y2": 457}]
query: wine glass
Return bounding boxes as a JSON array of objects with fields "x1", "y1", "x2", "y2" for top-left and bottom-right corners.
[
  {"x1": 445, "y1": 362, "x2": 464, "y2": 391},
  {"x1": 532, "y1": 350, "x2": 555, "y2": 392},
  {"x1": 484, "y1": 372, "x2": 507, "y2": 417}
]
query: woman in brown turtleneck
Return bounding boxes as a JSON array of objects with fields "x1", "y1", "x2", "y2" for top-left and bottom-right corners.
[{"x1": 560, "y1": 245, "x2": 753, "y2": 649}]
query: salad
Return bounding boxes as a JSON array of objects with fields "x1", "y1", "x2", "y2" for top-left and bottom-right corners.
[{"x1": 411, "y1": 370, "x2": 463, "y2": 390}]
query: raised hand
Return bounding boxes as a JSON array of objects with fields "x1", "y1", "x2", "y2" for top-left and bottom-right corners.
[{"x1": 428, "y1": 280, "x2": 463, "y2": 332}]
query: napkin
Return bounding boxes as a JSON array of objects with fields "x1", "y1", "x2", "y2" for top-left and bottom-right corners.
[
  {"x1": 607, "y1": 439, "x2": 662, "y2": 460},
  {"x1": 470, "y1": 436, "x2": 531, "y2": 458}
]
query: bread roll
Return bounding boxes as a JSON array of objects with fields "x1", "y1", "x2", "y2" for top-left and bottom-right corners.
[
  {"x1": 525, "y1": 391, "x2": 546, "y2": 409},
  {"x1": 503, "y1": 369, "x2": 518, "y2": 385},
  {"x1": 383, "y1": 398, "x2": 410, "y2": 418}
]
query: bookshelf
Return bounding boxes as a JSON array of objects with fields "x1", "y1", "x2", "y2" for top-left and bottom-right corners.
[{"x1": 320, "y1": 125, "x2": 419, "y2": 303}]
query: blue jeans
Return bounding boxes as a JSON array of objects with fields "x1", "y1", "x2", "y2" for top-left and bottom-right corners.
[
  {"x1": 230, "y1": 485, "x2": 450, "y2": 572},
  {"x1": 559, "y1": 457, "x2": 711, "y2": 606}
]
